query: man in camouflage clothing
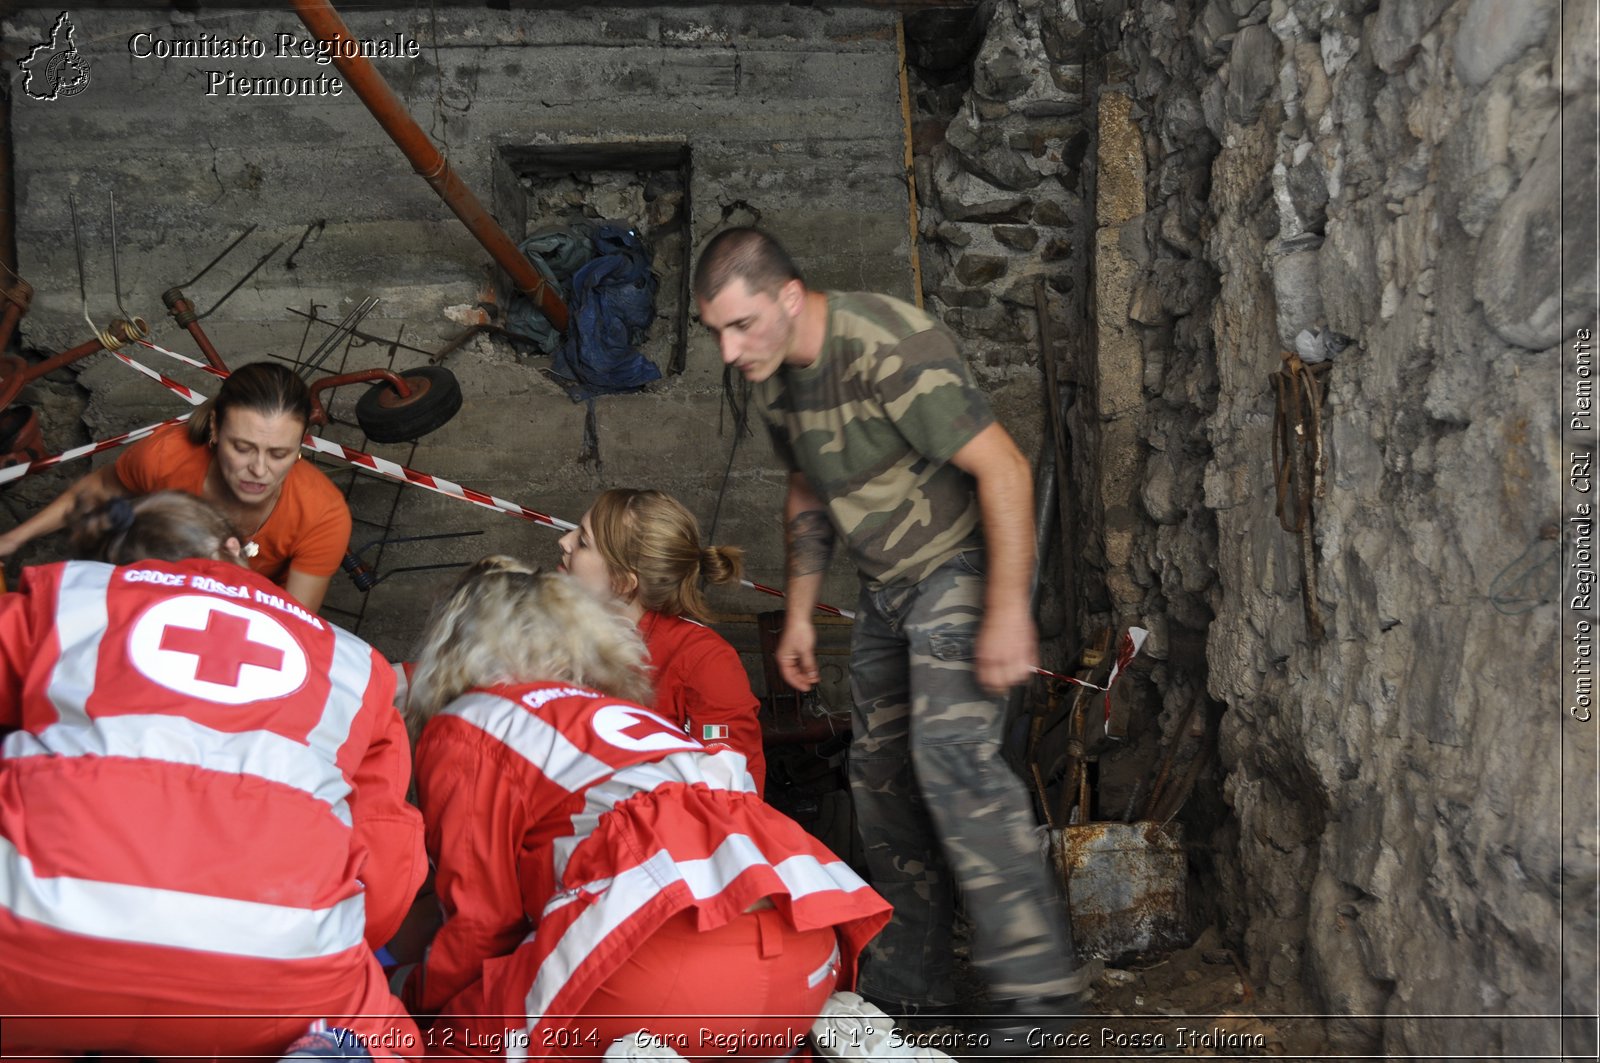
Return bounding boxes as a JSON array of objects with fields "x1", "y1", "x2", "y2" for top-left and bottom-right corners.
[{"x1": 694, "y1": 229, "x2": 1087, "y2": 1054}]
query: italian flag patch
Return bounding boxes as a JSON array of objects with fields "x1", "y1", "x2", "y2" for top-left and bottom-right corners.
[{"x1": 702, "y1": 724, "x2": 730, "y2": 740}]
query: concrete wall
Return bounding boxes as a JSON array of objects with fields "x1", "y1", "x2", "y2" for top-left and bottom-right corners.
[{"x1": 2, "y1": 4, "x2": 917, "y2": 674}]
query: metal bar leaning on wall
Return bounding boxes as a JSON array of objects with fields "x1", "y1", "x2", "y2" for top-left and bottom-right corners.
[{"x1": 288, "y1": 0, "x2": 568, "y2": 333}]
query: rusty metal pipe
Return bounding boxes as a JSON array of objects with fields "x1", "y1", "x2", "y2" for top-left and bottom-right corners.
[
  {"x1": 182, "y1": 320, "x2": 228, "y2": 373},
  {"x1": 0, "y1": 299, "x2": 25, "y2": 355},
  {"x1": 289, "y1": 0, "x2": 568, "y2": 333},
  {"x1": 0, "y1": 316, "x2": 145, "y2": 412},
  {"x1": 306, "y1": 366, "x2": 413, "y2": 428},
  {"x1": 18, "y1": 335, "x2": 107, "y2": 382},
  {"x1": 0, "y1": 334, "x2": 103, "y2": 413},
  {"x1": 162, "y1": 288, "x2": 230, "y2": 372},
  {"x1": 310, "y1": 366, "x2": 412, "y2": 403},
  {"x1": 0, "y1": 355, "x2": 28, "y2": 412}
]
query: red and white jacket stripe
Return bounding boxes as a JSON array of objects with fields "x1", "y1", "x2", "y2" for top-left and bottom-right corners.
[
  {"x1": 0, "y1": 559, "x2": 426, "y2": 992},
  {"x1": 411, "y1": 682, "x2": 889, "y2": 1056}
]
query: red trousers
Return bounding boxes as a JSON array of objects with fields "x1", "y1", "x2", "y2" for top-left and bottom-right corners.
[
  {"x1": 572, "y1": 905, "x2": 836, "y2": 1062},
  {"x1": 428, "y1": 906, "x2": 838, "y2": 1061}
]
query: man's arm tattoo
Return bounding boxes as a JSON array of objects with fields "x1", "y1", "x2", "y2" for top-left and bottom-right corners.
[{"x1": 786, "y1": 510, "x2": 836, "y2": 579}]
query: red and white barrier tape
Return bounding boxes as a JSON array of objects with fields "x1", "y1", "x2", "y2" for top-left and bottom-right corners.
[
  {"x1": 1102, "y1": 626, "x2": 1149, "y2": 705},
  {"x1": 0, "y1": 343, "x2": 210, "y2": 484},
  {"x1": 303, "y1": 434, "x2": 580, "y2": 533},
  {"x1": 0, "y1": 414, "x2": 194, "y2": 486},
  {"x1": 134, "y1": 338, "x2": 229, "y2": 380},
  {"x1": 742, "y1": 577, "x2": 850, "y2": 619},
  {"x1": 108, "y1": 349, "x2": 211, "y2": 406},
  {"x1": 0, "y1": 341, "x2": 266, "y2": 487},
  {"x1": 100, "y1": 350, "x2": 1150, "y2": 688}
]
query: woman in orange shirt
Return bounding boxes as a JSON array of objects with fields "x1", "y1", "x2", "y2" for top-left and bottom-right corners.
[
  {"x1": 0, "y1": 362, "x2": 351, "y2": 612},
  {"x1": 557, "y1": 488, "x2": 767, "y2": 793}
]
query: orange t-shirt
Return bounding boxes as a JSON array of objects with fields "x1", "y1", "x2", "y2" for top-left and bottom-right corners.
[{"x1": 114, "y1": 424, "x2": 352, "y2": 582}]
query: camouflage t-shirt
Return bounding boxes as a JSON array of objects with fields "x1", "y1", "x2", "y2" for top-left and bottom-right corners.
[{"x1": 755, "y1": 292, "x2": 994, "y2": 588}]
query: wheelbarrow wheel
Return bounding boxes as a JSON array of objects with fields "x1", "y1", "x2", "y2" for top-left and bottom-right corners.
[{"x1": 355, "y1": 366, "x2": 462, "y2": 444}]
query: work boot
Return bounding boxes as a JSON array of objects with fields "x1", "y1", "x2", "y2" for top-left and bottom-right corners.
[{"x1": 959, "y1": 992, "x2": 1089, "y2": 1059}]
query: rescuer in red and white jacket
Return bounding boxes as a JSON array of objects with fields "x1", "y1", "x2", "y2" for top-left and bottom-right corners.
[
  {"x1": 557, "y1": 488, "x2": 767, "y2": 793},
  {"x1": 0, "y1": 492, "x2": 427, "y2": 1060},
  {"x1": 403, "y1": 558, "x2": 890, "y2": 1061}
]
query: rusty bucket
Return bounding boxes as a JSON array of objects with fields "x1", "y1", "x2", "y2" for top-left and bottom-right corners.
[{"x1": 1055, "y1": 821, "x2": 1189, "y2": 961}]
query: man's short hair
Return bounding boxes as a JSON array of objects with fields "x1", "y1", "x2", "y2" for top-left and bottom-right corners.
[{"x1": 693, "y1": 227, "x2": 805, "y2": 302}]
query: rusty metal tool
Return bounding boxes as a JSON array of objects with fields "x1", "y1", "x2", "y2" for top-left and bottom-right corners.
[{"x1": 290, "y1": 0, "x2": 567, "y2": 332}]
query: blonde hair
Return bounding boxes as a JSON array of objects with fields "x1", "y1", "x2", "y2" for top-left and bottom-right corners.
[
  {"x1": 588, "y1": 488, "x2": 743, "y2": 620},
  {"x1": 69, "y1": 491, "x2": 241, "y2": 566},
  {"x1": 406, "y1": 555, "x2": 653, "y2": 736}
]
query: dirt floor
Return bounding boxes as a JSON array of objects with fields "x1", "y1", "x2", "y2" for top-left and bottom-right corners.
[
  {"x1": 914, "y1": 924, "x2": 1330, "y2": 1060},
  {"x1": 1074, "y1": 928, "x2": 1328, "y2": 1059}
]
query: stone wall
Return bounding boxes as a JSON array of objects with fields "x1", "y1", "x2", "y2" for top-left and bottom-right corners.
[
  {"x1": 908, "y1": 0, "x2": 1230, "y2": 917},
  {"x1": 1, "y1": 4, "x2": 916, "y2": 678},
  {"x1": 910, "y1": 0, "x2": 1088, "y2": 372},
  {"x1": 905, "y1": 0, "x2": 1100, "y2": 682},
  {"x1": 1086, "y1": 0, "x2": 1591, "y2": 1055}
]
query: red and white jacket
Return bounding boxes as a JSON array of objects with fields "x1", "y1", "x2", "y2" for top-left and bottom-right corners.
[
  {"x1": 641, "y1": 610, "x2": 767, "y2": 794},
  {"x1": 411, "y1": 681, "x2": 889, "y2": 1055},
  {"x1": 0, "y1": 559, "x2": 427, "y2": 1003}
]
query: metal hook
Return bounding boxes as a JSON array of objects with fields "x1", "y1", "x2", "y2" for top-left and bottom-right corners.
[
  {"x1": 108, "y1": 192, "x2": 148, "y2": 340},
  {"x1": 68, "y1": 191, "x2": 112, "y2": 349}
]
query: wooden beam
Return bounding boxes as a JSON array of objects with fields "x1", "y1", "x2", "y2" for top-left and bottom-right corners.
[{"x1": 896, "y1": 16, "x2": 925, "y2": 309}]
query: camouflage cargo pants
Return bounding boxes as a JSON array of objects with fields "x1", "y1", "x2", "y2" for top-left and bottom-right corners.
[{"x1": 848, "y1": 547, "x2": 1079, "y2": 1007}]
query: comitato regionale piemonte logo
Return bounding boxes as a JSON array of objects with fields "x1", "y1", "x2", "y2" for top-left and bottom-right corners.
[{"x1": 18, "y1": 12, "x2": 93, "y2": 102}]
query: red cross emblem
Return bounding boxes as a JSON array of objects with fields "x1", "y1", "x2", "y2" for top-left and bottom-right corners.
[
  {"x1": 159, "y1": 610, "x2": 286, "y2": 686},
  {"x1": 127, "y1": 595, "x2": 308, "y2": 705},
  {"x1": 618, "y1": 714, "x2": 672, "y2": 742},
  {"x1": 591, "y1": 703, "x2": 700, "y2": 754}
]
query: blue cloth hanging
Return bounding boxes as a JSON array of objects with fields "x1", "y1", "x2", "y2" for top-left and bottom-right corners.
[{"x1": 549, "y1": 222, "x2": 661, "y2": 400}]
